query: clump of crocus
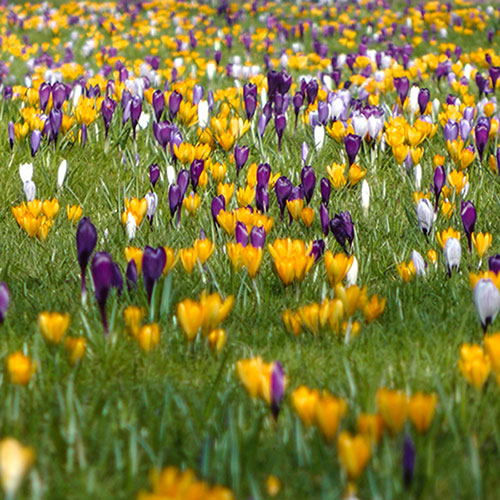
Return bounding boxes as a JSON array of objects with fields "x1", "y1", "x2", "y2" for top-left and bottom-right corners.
[
  {"x1": 0, "y1": 438, "x2": 35, "y2": 499},
  {"x1": 76, "y1": 217, "x2": 97, "y2": 303},
  {"x1": 268, "y1": 238, "x2": 315, "y2": 286},
  {"x1": 6, "y1": 352, "x2": 37, "y2": 385},
  {"x1": 176, "y1": 291, "x2": 234, "y2": 342},
  {"x1": 11, "y1": 200, "x2": 57, "y2": 241},
  {"x1": 458, "y1": 343, "x2": 491, "y2": 390},
  {"x1": 38, "y1": 311, "x2": 70, "y2": 344},
  {"x1": 291, "y1": 385, "x2": 348, "y2": 442},
  {"x1": 236, "y1": 357, "x2": 286, "y2": 418}
]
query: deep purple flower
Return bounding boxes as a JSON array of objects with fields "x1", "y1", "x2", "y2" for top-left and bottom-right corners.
[
  {"x1": 270, "y1": 361, "x2": 285, "y2": 419},
  {"x1": 190, "y1": 159, "x2": 204, "y2": 191},
  {"x1": 52, "y1": 82, "x2": 66, "y2": 110},
  {"x1": 234, "y1": 145, "x2": 249, "y2": 175},
  {"x1": 274, "y1": 176, "x2": 293, "y2": 219},
  {"x1": 320, "y1": 177, "x2": 331, "y2": 206},
  {"x1": 443, "y1": 120, "x2": 459, "y2": 143},
  {"x1": 461, "y1": 200, "x2": 476, "y2": 252},
  {"x1": 250, "y1": 226, "x2": 266, "y2": 248},
  {"x1": 49, "y1": 109, "x2": 62, "y2": 142},
  {"x1": 177, "y1": 169, "x2": 190, "y2": 198},
  {"x1": 475, "y1": 117, "x2": 490, "y2": 162},
  {"x1": 152, "y1": 121, "x2": 173, "y2": 150},
  {"x1": 168, "y1": 184, "x2": 181, "y2": 218},
  {"x1": 489, "y1": 66, "x2": 500, "y2": 90},
  {"x1": 393, "y1": 76, "x2": 409, "y2": 105},
  {"x1": 344, "y1": 134, "x2": 362, "y2": 166},
  {"x1": 8, "y1": 121, "x2": 14, "y2": 150},
  {"x1": 81, "y1": 123, "x2": 87, "y2": 147},
  {"x1": 256, "y1": 186, "x2": 269, "y2": 213},
  {"x1": 257, "y1": 163, "x2": 271, "y2": 188},
  {"x1": 101, "y1": 97, "x2": 116, "y2": 138},
  {"x1": 418, "y1": 88, "x2": 430, "y2": 114},
  {"x1": 235, "y1": 221, "x2": 248, "y2": 246},
  {"x1": 475, "y1": 72, "x2": 489, "y2": 97},
  {"x1": 126, "y1": 259, "x2": 138, "y2": 291},
  {"x1": 149, "y1": 163, "x2": 160, "y2": 187},
  {"x1": 305, "y1": 79, "x2": 318, "y2": 105},
  {"x1": 130, "y1": 96, "x2": 142, "y2": 139},
  {"x1": 152, "y1": 89, "x2": 165, "y2": 122},
  {"x1": 402, "y1": 434, "x2": 415, "y2": 489},
  {"x1": 489, "y1": 254, "x2": 500, "y2": 274},
  {"x1": 38, "y1": 82, "x2": 51, "y2": 112},
  {"x1": 142, "y1": 245, "x2": 166, "y2": 303},
  {"x1": 192, "y1": 84, "x2": 204, "y2": 105},
  {"x1": 0, "y1": 282, "x2": 9, "y2": 323},
  {"x1": 91, "y1": 252, "x2": 114, "y2": 335},
  {"x1": 76, "y1": 217, "x2": 97, "y2": 301},
  {"x1": 432, "y1": 165, "x2": 445, "y2": 211},
  {"x1": 243, "y1": 83, "x2": 257, "y2": 120},
  {"x1": 301, "y1": 166, "x2": 316, "y2": 204},
  {"x1": 293, "y1": 91, "x2": 304, "y2": 128},
  {"x1": 267, "y1": 70, "x2": 280, "y2": 100},
  {"x1": 459, "y1": 119, "x2": 471, "y2": 142},
  {"x1": 112, "y1": 262, "x2": 123, "y2": 296},
  {"x1": 275, "y1": 114, "x2": 286, "y2": 151},
  {"x1": 320, "y1": 203, "x2": 329, "y2": 236},
  {"x1": 330, "y1": 211, "x2": 354, "y2": 253},
  {"x1": 310, "y1": 239, "x2": 325, "y2": 261},
  {"x1": 211, "y1": 195, "x2": 225, "y2": 225},
  {"x1": 169, "y1": 90, "x2": 182, "y2": 119}
]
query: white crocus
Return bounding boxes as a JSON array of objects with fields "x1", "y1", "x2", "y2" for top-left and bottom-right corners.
[
  {"x1": 145, "y1": 192, "x2": 158, "y2": 221},
  {"x1": 314, "y1": 125, "x2": 325, "y2": 150},
  {"x1": 411, "y1": 250, "x2": 426, "y2": 276},
  {"x1": 57, "y1": 159, "x2": 67, "y2": 188},
  {"x1": 352, "y1": 115, "x2": 368, "y2": 138},
  {"x1": 197, "y1": 100, "x2": 209, "y2": 129},
  {"x1": 206, "y1": 62, "x2": 216, "y2": 80},
  {"x1": 409, "y1": 85, "x2": 420, "y2": 116},
  {"x1": 166, "y1": 165, "x2": 176, "y2": 185},
  {"x1": 474, "y1": 278, "x2": 500, "y2": 331},
  {"x1": 346, "y1": 256, "x2": 359, "y2": 286},
  {"x1": 416, "y1": 198, "x2": 434, "y2": 235},
  {"x1": 19, "y1": 163, "x2": 33, "y2": 184},
  {"x1": 414, "y1": 164, "x2": 422, "y2": 190},
  {"x1": 125, "y1": 212, "x2": 137, "y2": 240},
  {"x1": 361, "y1": 180, "x2": 370, "y2": 214},
  {"x1": 444, "y1": 237, "x2": 461, "y2": 275},
  {"x1": 23, "y1": 181, "x2": 36, "y2": 201}
]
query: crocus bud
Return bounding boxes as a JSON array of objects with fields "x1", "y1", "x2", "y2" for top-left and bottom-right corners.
[
  {"x1": 145, "y1": 192, "x2": 158, "y2": 225},
  {"x1": 234, "y1": 145, "x2": 249, "y2": 175},
  {"x1": 301, "y1": 166, "x2": 316, "y2": 204},
  {"x1": 274, "y1": 176, "x2": 293, "y2": 219},
  {"x1": 275, "y1": 114, "x2": 286, "y2": 151},
  {"x1": 301, "y1": 142, "x2": 309, "y2": 165},
  {"x1": 198, "y1": 100, "x2": 209, "y2": 128},
  {"x1": 177, "y1": 169, "x2": 190, "y2": 198},
  {"x1": 112, "y1": 262, "x2": 123, "y2": 296},
  {"x1": 475, "y1": 117, "x2": 490, "y2": 163},
  {"x1": 76, "y1": 217, "x2": 97, "y2": 301},
  {"x1": 402, "y1": 434, "x2": 415, "y2": 489},
  {"x1": 256, "y1": 186, "x2": 269, "y2": 213},
  {"x1": 23, "y1": 181, "x2": 36, "y2": 201},
  {"x1": 257, "y1": 163, "x2": 271, "y2": 189},
  {"x1": 168, "y1": 184, "x2": 181, "y2": 218},
  {"x1": 235, "y1": 221, "x2": 248, "y2": 247},
  {"x1": 320, "y1": 203, "x2": 329, "y2": 236},
  {"x1": 461, "y1": 200, "x2": 476, "y2": 252},
  {"x1": 101, "y1": 97, "x2": 116, "y2": 138},
  {"x1": 330, "y1": 211, "x2": 354, "y2": 253},
  {"x1": 169, "y1": 90, "x2": 182, "y2": 119},
  {"x1": 190, "y1": 159, "x2": 204, "y2": 191},
  {"x1": 444, "y1": 237, "x2": 461, "y2": 276},
  {"x1": 39, "y1": 81, "x2": 51, "y2": 112},
  {"x1": 474, "y1": 278, "x2": 500, "y2": 332},
  {"x1": 418, "y1": 88, "x2": 430, "y2": 114},
  {"x1": 0, "y1": 283, "x2": 9, "y2": 323},
  {"x1": 314, "y1": 125, "x2": 325, "y2": 150},
  {"x1": 411, "y1": 250, "x2": 427, "y2": 276},
  {"x1": 149, "y1": 163, "x2": 160, "y2": 187},
  {"x1": 0, "y1": 438, "x2": 35, "y2": 499},
  {"x1": 211, "y1": 195, "x2": 225, "y2": 225},
  {"x1": 489, "y1": 254, "x2": 500, "y2": 274},
  {"x1": 126, "y1": 212, "x2": 137, "y2": 240},
  {"x1": 91, "y1": 252, "x2": 114, "y2": 335},
  {"x1": 270, "y1": 361, "x2": 285, "y2": 419},
  {"x1": 416, "y1": 198, "x2": 434, "y2": 236},
  {"x1": 142, "y1": 245, "x2": 166, "y2": 303},
  {"x1": 320, "y1": 177, "x2": 331, "y2": 206},
  {"x1": 310, "y1": 239, "x2": 326, "y2": 261},
  {"x1": 152, "y1": 89, "x2": 164, "y2": 121},
  {"x1": 250, "y1": 226, "x2": 266, "y2": 248},
  {"x1": 30, "y1": 130, "x2": 41, "y2": 157},
  {"x1": 126, "y1": 259, "x2": 138, "y2": 291},
  {"x1": 8, "y1": 122, "x2": 14, "y2": 150},
  {"x1": 19, "y1": 163, "x2": 33, "y2": 184},
  {"x1": 432, "y1": 165, "x2": 445, "y2": 211},
  {"x1": 344, "y1": 134, "x2": 361, "y2": 166},
  {"x1": 57, "y1": 159, "x2": 67, "y2": 188},
  {"x1": 52, "y1": 82, "x2": 66, "y2": 110},
  {"x1": 346, "y1": 255, "x2": 359, "y2": 286},
  {"x1": 361, "y1": 179, "x2": 370, "y2": 214}
]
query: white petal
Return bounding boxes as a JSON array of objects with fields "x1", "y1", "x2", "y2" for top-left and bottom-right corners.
[
  {"x1": 19, "y1": 163, "x2": 33, "y2": 184},
  {"x1": 57, "y1": 159, "x2": 67, "y2": 188},
  {"x1": 23, "y1": 180, "x2": 36, "y2": 202}
]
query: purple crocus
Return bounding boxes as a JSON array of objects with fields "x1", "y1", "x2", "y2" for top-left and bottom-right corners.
[
  {"x1": 235, "y1": 221, "x2": 248, "y2": 246},
  {"x1": 274, "y1": 176, "x2": 293, "y2": 219},
  {"x1": 152, "y1": 121, "x2": 173, "y2": 150},
  {"x1": 168, "y1": 184, "x2": 181, "y2": 218},
  {"x1": 275, "y1": 114, "x2": 286, "y2": 151},
  {"x1": 461, "y1": 200, "x2": 476, "y2": 252},
  {"x1": 211, "y1": 195, "x2": 225, "y2": 225},
  {"x1": 101, "y1": 97, "x2": 116, "y2": 138},
  {"x1": 91, "y1": 252, "x2": 114, "y2": 335},
  {"x1": 418, "y1": 88, "x2": 430, "y2": 114},
  {"x1": 76, "y1": 217, "x2": 98, "y2": 301},
  {"x1": 270, "y1": 361, "x2": 285, "y2": 419},
  {"x1": 81, "y1": 124, "x2": 87, "y2": 147},
  {"x1": 169, "y1": 90, "x2": 182, "y2": 119},
  {"x1": 190, "y1": 159, "x2": 204, "y2": 191},
  {"x1": 38, "y1": 82, "x2": 51, "y2": 112},
  {"x1": 475, "y1": 117, "x2": 490, "y2": 162},
  {"x1": 126, "y1": 259, "x2": 138, "y2": 291},
  {"x1": 330, "y1": 211, "x2": 354, "y2": 253},
  {"x1": 344, "y1": 134, "x2": 362, "y2": 166},
  {"x1": 393, "y1": 76, "x2": 410, "y2": 105},
  {"x1": 432, "y1": 165, "x2": 445, "y2": 211},
  {"x1": 142, "y1": 245, "x2": 166, "y2": 303},
  {"x1": 130, "y1": 96, "x2": 142, "y2": 139},
  {"x1": 256, "y1": 186, "x2": 269, "y2": 213},
  {"x1": 489, "y1": 66, "x2": 500, "y2": 90},
  {"x1": 257, "y1": 163, "x2": 271, "y2": 189},
  {"x1": 52, "y1": 82, "x2": 66, "y2": 110},
  {"x1": 177, "y1": 169, "x2": 190, "y2": 198},
  {"x1": 0, "y1": 282, "x2": 9, "y2": 323},
  {"x1": 152, "y1": 89, "x2": 165, "y2": 121},
  {"x1": 320, "y1": 177, "x2": 331, "y2": 206},
  {"x1": 301, "y1": 166, "x2": 316, "y2": 204},
  {"x1": 234, "y1": 145, "x2": 249, "y2": 176},
  {"x1": 443, "y1": 120, "x2": 458, "y2": 143},
  {"x1": 250, "y1": 226, "x2": 266, "y2": 248},
  {"x1": 149, "y1": 163, "x2": 160, "y2": 187},
  {"x1": 293, "y1": 91, "x2": 304, "y2": 129},
  {"x1": 489, "y1": 254, "x2": 500, "y2": 274},
  {"x1": 8, "y1": 121, "x2": 14, "y2": 150},
  {"x1": 402, "y1": 434, "x2": 415, "y2": 489},
  {"x1": 49, "y1": 109, "x2": 62, "y2": 143},
  {"x1": 320, "y1": 203, "x2": 329, "y2": 236},
  {"x1": 310, "y1": 239, "x2": 326, "y2": 261}
]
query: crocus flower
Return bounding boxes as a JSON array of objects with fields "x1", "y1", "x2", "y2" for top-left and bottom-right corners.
[
  {"x1": 416, "y1": 198, "x2": 434, "y2": 236},
  {"x1": 418, "y1": 87, "x2": 430, "y2": 114},
  {"x1": 344, "y1": 134, "x2": 361, "y2": 166},
  {"x1": 402, "y1": 434, "x2": 415, "y2": 489},
  {"x1": 489, "y1": 254, "x2": 500, "y2": 274},
  {"x1": 130, "y1": 95, "x2": 142, "y2": 139},
  {"x1": 320, "y1": 177, "x2": 331, "y2": 206},
  {"x1": 76, "y1": 217, "x2": 97, "y2": 302},
  {"x1": 8, "y1": 122, "x2": 14, "y2": 150},
  {"x1": 250, "y1": 226, "x2": 266, "y2": 248},
  {"x1": 275, "y1": 114, "x2": 286, "y2": 151},
  {"x1": 489, "y1": 66, "x2": 500, "y2": 90},
  {"x1": 461, "y1": 200, "x2": 476, "y2": 252},
  {"x1": 52, "y1": 82, "x2": 66, "y2": 110},
  {"x1": 91, "y1": 252, "x2": 114, "y2": 335},
  {"x1": 145, "y1": 192, "x2": 158, "y2": 225},
  {"x1": 30, "y1": 130, "x2": 41, "y2": 157},
  {"x1": 126, "y1": 259, "x2": 138, "y2": 291},
  {"x1": 149, "y1": 163, "x2": 160, "y2": 187},
  {"x1": 169, "y1": 90, "x2": 182, "y2": 119},
  {"x1": 473, "y1": 278, "x2": 500, "y2": 332},
  {"x1": 39, "y1": 81, "x2": 51, "y2": 112},
  {"x1": 293, "y1": 91, "x2": 304, "y2": 128},
  {"x1": 270, "y1": 361, "x2": 285, "y2": 419},
  {"x1": 177, "y1": 169, "x2": 190, "y2": 198},
  {"x1": 234, "y1": 145, "x2": 249, "y2": 175},
  {"x1": 0, "y1": 283, "x2": 9, "y2": 323},
  {"x1": 393, "y1": 76, "x2": 410, "y2": 105},
  {"x1": 101, "y1": 96, "x2": 116, "y2": 138},
  {"x1": 443, "y1": 120, "x2": 459, "y2": 143},
  {"x1": 432, "y1": 165, "x2": 445, "y2": 211},
  {"x1": 190, "y1": 159, "x2": 204, "y2": 191},
  {"x1": 142, "y1": 246, "x2": 166, "y2": 303},
  {"x1": 444, "y1": 237, "x2": 461, "y2": 276},
  {"x1": 330, "y1": 211, "x2": 354, "y2": 253},
  {"x1": 475, "y1": 117, "x2": 490, "y2": 162},
  {"x1": 301, "y1": 166, "x2": 316, "y2": 204},
  {"x1": 235, "y1": 221, "x2": 248, "y2": 247},
  {"x1": 310, "y1": 239, "x2": 326, "y2": 262},
  {"x1": 320, "y1": 204, "x2": 329, "y2": 236},
  {"x1": 0, "y1": 438, "x2": 35, "y2": 499},
  {"x1": 152, "y1": 89, "x2": 164, "y2": 121},
  {"x1": 256, "y1": 186, "x2": 269, "y2": 213}
]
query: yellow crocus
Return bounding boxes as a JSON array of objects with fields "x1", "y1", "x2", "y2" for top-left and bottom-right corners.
[
  {"x1": 408, "y1": 392, "x2": 437, "y2": 434},
  {"x1": 337, "y1": 431, "x2": 371, "y2": 480},
  {"x1": 38, "y1": 311, "x2": 70, "y2": 344},
  {"x1": 471, "y1": 232, "x2": 492, "y2": 258},
  {"x1": 376, "y1": 388, "x2": 408, "y2": 435}
]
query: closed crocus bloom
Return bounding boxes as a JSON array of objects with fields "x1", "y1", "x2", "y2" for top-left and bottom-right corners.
[
  {"x1": 471, "y1": 232, "x2": 492, "y2": 258},
  {"x1": 137, "y1": 323, "x2": 160, "y2": 352},
  {"x1": 64, "y1": 337, "x2": 86, "y2": 365},
  {"x1": 444, "y1": 237, "x2": 461, "y2": 276},
  {"x1": 315, "y1": 392, "x2": 348, "y2": 442},
  {"x1": 458, "y1": 343, "x2": 491, "y2": 390},
  {"x1": 208, "y1": 328, "x2": 227, "y2": 353},
  {"x1": 408, "y1": 392, "x2": 437, "y2": 434},
  {"x1": 23, "y1": 180, "x2": 36, "y2": 202},
  {"x1": 416, "y1": 198, "x2": 434, "y2": 236},
  {"x1": 66, "y1": 205, "x2": 82, "y2": 225},
  {"x1": 357, "y1": 413, "x2": 384, "y2": 445},
  {"x1": 461, "y1": 200, "x2": 476, "y2": 252},
  {"x1": 142, "y1": 246, "x2": 166, "y2": 303},
  {"x1": 7, "y1": 352, "x2": 36, "y2": 385},
  {"x1": 473, "y1": 278, "x2": 500, "y2": 331},
  {"x1": 484, "y1": 333, "x2": 500, "y2": 373},
  {"x1": 194, "y1": 238, "x2": 214, "y2": 265},
  {"x1": 179, "y1": 248, "x2": 198, "y2": 273},
  {"x1": 361, "y1": 179, "x2": 370, "y2": 214},
  {"x1": 76, "y1": 217, "x2": 97, "y2": 300},
  {"x1": 363, "y1": 294, "x2": 386, "y2": 324},
  {"x1": 346, "y1": 256, "x2": 359, "y2": 286},
  {"x1": 270, "y1": 361, "x2": 285, "y2": 419},
  {"x1": 291, "y1": 386, "x2": 320, "y2": 426},
  {"x1": 19, "y1": 162, "x2": 33, "y2": 184},
  {"x1": 57, "y1": 159, "x2": 67, "y2": 188},
  {"x1": 38, "y1": 311, "x2": 70, "y2": 344},
  {"x1": 123, "y1": 306, "x2": 145, "y2": 338},
  {"x1": 337, "y1": 431, "x2": 371, "y2": 481},
  {"x1": 411, "y1": 250, "x2": 426, "y2": 276},
  {"x1": 376, "y1": 388, "x2": 408, "y2": 435},
  {"x1": 177, "y1": 298, "x2": 203, "y2": 341},
  {"x1": 324, "y1": 252, "x2": 354, "y2": 287},
  {"x1": 91, "y1": 252, "x2": 114, "y2": 335},
  {"x1": 402, "y1": 434, "x2": 416, "y2": 489},
  {"x1": 0, "y1": 438, "x2": 35, "y2": 498}
]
